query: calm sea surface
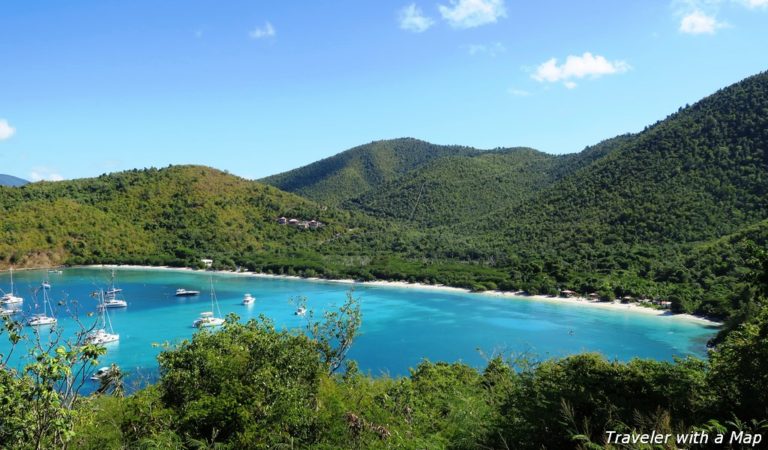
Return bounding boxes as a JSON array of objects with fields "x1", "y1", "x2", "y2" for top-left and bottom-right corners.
[{"x1": 1, "y1": 268, "x2": 718, "y2": 386}]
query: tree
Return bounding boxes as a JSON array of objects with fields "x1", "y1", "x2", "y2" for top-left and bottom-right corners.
[
  {"x1": 157, "y1": 316, "x2": 324, "y2": 447},
  {"x1": 299, "y1": 289, "x2": 362, "y2": 375}
]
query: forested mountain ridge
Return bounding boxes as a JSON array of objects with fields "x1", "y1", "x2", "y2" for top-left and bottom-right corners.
[
  {"x1": 473, "y1": 70, "x2": 768, "y2": 244},
  {"x1": 345, "y1": 135, "x2": 639, "y2": 226},
  {"x1": 434, "y1": 71, "x2": 768, "y2": 279},
  {"x1": 347, "y1": 148, "x2": 559, "y2": 226},
  {"x1": 260, "y1": 138, "x2": 490, "y2": 205}
]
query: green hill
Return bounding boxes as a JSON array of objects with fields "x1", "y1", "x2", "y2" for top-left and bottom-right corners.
[
  {"x1": 344, "y1": 135, "x2": 637, "y2": 226},
  {"x1": 348, "y1": 148, "x2": 559, "y2": 226},
  {"x1": 0, "y1": 174, "x2": 28, "y2": 187},
  {"x1": 482, "y1": 70, "x2": 768, "y2": 245},
  {"x1": 0, "y1": 166, "x2": 351, "y2": 269},
  {"x1": 260, "y1": 138, "x2": 482, "y2": 205}
]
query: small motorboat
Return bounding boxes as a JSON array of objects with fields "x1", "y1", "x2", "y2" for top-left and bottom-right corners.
[
  {"x1": 175, "y1": 288, "x2": 201, "y2": 297},
  {"x1": 90, "y1": 366, "x2": 112, "y2": 381},
  {"x1": 41, "y1": 281, "x2": 51, "y2": 289},
  {"x1": 295, "y1": 306, "x2": 307, "y2": 316},
  {"x1": 242, "y1": 293, "x2": 255, "y2": 305}
]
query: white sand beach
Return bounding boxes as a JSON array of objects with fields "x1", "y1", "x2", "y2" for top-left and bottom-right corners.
[{"x1": 81, "y1": 264, "x2": 723, "y2": 326}]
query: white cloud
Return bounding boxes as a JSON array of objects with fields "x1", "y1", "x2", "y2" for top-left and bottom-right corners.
[
  {"x1": 744, "y1": 0, "x2": 768, "y2": 7},
  {"x1": 464, "y1": 42, "x2": 506, "y2": 56},
  {"x1": 532, "y1": 52, "x2": 631, "y2": 88},
  {"x1": 0, "y1": 119, "x2": 15, "y2": 141},
  {"x1": 438, "y1": 0, "x2": 506, "y2": 28},
  {"x1": 29, "y1": 167, "x2": 64, "y2": 182},
  {"x1": 249, "y1": 22, "x2": 275, "y2": 39},
  {"x1": 399, "y1": 4, "x2": 435, "y2": 32},
  {"x1": 679, "y1": 10, "x2": 723, "y2": 33}
]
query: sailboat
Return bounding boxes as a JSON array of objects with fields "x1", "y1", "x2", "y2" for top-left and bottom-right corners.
[
  {"x1": 193, "y1": 277, "x2": 225, "y2": 328},
  {"x1": 100, "y1": 269, "x2": 127, "y2": 309},
  {"x1": 27, "y1": 283, "x2": 57, "y2": 327},
  {"x1": 105, "y1": 269, "x2": 123, "y2": 296},
  {"x1": 86, "y1": 290, "x2": 120, "y2": 345},
  {"x1": 1, "y1": 267, "x2": 23, "y2": 305}
]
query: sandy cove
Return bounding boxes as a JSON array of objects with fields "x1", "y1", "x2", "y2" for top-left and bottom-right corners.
[{"x1": 75, "y1": 265, "x2": 722, "y2": 326}]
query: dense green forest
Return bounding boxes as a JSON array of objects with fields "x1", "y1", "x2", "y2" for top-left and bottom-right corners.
[
  {"x1": 260, "y1": 138, "x2": 484, "y2": 205},
  {"x1": 1, "y1": 72, "x2": 767, "y2": 325}
]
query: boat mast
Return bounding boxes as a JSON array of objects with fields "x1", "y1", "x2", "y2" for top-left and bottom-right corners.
[
  {"x1": 102, "y1": 290, "x2": 114, "y2": 332},
  {"x1": 42, "y1": 283, "x2": 52, "y2": 317},
  {"x1": 210, "y1": 276, "x2": 222, "y2": 317}
]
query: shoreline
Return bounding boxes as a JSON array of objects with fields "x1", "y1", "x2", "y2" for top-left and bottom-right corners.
[{"x1": 67, "y1": 264, "x2": 724, "y2": 327}]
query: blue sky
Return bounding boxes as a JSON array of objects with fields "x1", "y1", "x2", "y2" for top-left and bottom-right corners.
[{"x1": 1, "y1": 0, "x2": 766, "y2": 181}]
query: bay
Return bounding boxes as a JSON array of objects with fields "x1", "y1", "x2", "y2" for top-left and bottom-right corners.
[{"x1": 1, "y1": 267, "x2": 718, "y2": 387}]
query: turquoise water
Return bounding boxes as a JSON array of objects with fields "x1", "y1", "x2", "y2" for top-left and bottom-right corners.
[{"x1": 1, "y1": 267, "x2": 718, "y2": 385}]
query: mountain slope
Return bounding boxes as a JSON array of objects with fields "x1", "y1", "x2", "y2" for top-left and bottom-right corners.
[
  {"x1": 260, "y1": 138, "x2": 481, "y2": 205},
  {"x1": 0, "y1": 174, "x2": 28, "y2": 187},
  {"x1": 472, "y1": 70, "x2": 768, "y2": 249},
  {"x1": 344, "y1": 134, "x2": 637, "y2": 226},
  {"x1": 0, "y1": 166, "x2": 350, "y2": 268},
  {"x1": 348, "y1": 148, "x2": 559, "y2": 226}
]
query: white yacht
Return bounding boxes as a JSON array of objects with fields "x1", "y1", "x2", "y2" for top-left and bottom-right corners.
[
  {"x1": 27, "y1": 283, "x2": 57, "y2": 327},
  {"x1": 1, "y1": 268, "x2": 23, "y2": 305},
  {"x1": 192, "y1": 278, "x2": 225, "y2": 328},
  {"x1": 295, "y1": 306, "x2": 307, "y2": 316},
  {"x1": 86, "y1": 328, "x2": 120, "y2": 345},
  {"x1": 176, "y1": 288, "x2": 200, "y2": 297},
  {"x1": 90, "y1": 366, "x2": 112, "y2": 381},
  {"x1": 28, "y1": 314, "x2": 57, "y2": 327},
  {"x1": 87, "y1": 291, "x2": 120, "y2": 345},
  {"x1": 193, "y1": 311, "x2": 225, "y2": 328},
  {"x1": 100, "y1": 296, "x2": 127, "y2": 309},
  {"x1": 242, "y1": 293, "x2": 255, "y2": 305}
]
